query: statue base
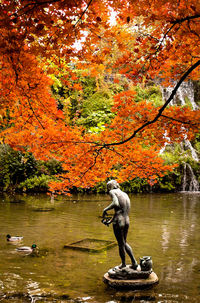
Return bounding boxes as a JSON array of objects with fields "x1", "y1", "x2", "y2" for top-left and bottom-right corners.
[{"x1": 103, "y1": 265, "x2": 159, "y2": 290}]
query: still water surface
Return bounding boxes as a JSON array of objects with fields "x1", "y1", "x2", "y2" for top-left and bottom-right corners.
[{"x1": 0, "y1": 192, "x2": 200, "y2": 302}]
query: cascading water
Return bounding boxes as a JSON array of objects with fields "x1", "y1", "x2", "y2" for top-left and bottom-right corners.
[
  {"x1": 161, "y1": 80, "x2": 199, "y2": 110},
  {"x1": 160, "y1": 80, "x2": 199, "y2": 192},
  {"x1": 182, "y1": 163, "x2": 199, "y2": 192},
  {"x1": 181, "y1": 140, "x2": 199, "y2": 162}
]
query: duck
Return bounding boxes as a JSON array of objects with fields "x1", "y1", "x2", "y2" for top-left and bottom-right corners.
[
  {"x1": 16, "y1": 244, "x2": 37, "y2": 253},
  {"x1": 6, "y1": 234, "x2": 23, "y2": 242}
]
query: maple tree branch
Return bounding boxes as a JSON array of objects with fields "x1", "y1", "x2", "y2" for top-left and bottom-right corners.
[
  {"x1": 171, "y1": 15, "x2": 200, "y2": 24},
  {"x1": 147, "y1": 15, "x2": 200, "y2": 61},
  {"x1": 79, "y1": 146, "x2": 104, "y2": 179},
  {"x1": 39, "y1": 140, "x2": 101, "y2": 147},
  {"x1": 16, "y1": 0, "x2": 61, "y2": 15},
  {"x1": 23, "y1": 93, "x2": 45, "y2": 130},
  {"x1": 187, "y1": 21, "x2": 200, "y2": 39},
  {"x1": 74, "y1": 0, "x2": 93, "y2": 27},
  {"x1": 105, "y1": 146, "x2": 143, "y2": 168},
  {"x1": 103, "y1": 59, "x2": 200, "y2": 147},
  {"x1": 157, "y1": 23, "x2": 177, "y2": 49},
  {"x1": 8, "y1": 0, "x2": 61, "y2": 19},
  {"x1": 27, "y1": 102, "x2": 45, "y2": 130},
  {"x1": 127, "y1": 25, "x2": 182, "y2": 81},
  {"x1": 160, "y1": 114, "x2": 200, "y2": 125}
]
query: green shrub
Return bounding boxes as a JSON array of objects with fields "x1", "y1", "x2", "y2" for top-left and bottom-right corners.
[
  {"x1": 0, "y1": 144, "x2": 37, "y2": 191},
  {"x1": 37, "y1": 159, "x2": 63, "y2": 175},
  {"x1": 120, "y1": 178, "x2": 150, "y2": 193},
  {"x1": 135, "y1": 84, "x2": 163, "y2": 106},
  {"x1": 0, "y1": 144, "x2": 63, "y2": 193},
  {"x1": 18, "y1": 174, "x2": 53, "y2": 192}
]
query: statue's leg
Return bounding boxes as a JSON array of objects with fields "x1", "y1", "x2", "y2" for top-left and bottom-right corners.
[
  {"x1": 124, "y1": 224, "x2": 138, "y2": 269},
  {"x1": 113, "y1": 224, "x2": 126, "y2": 268}
]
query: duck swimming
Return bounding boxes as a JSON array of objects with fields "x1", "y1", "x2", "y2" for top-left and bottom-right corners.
[
  {"x1": 6, "y1": 234, "x2": 23, "y2": 242},
  {"x1": 16, "y1": 244, "x2": 37, "y2": 254}
]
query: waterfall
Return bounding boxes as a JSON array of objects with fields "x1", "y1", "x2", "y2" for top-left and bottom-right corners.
[
  {"x1": 161, "y1": 80, "x2": 199, "y2": 110},
  {"x1": 182, "y1": 163, "x2": 199, "y2": 192},
  {"x1": 160, "y1": 80, "x2": 199, "y2": 192},
  {"x1": 181, "y1": 140, "x2": 199, "y2": 162}
]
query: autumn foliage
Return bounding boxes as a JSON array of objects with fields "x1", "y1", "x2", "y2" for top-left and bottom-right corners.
[{"x1": 0, "y1": 0, "x2": 200, "y2": 193}]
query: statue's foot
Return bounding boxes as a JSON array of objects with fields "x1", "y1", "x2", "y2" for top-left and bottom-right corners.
[
  {"x1": 118, "y1": 263, "x2": 126, "y2": 269},
  {"x1": 130, "y1": 263, "x2": 138, "y2": 270}
]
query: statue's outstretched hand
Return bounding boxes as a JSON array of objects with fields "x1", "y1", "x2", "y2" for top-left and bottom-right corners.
[
  {"x1": 101, "y1": 216, "x2": 112, "y2": 227},
  {"x1": 102, "y1": 210, "x2": 107, "y2": 218}
]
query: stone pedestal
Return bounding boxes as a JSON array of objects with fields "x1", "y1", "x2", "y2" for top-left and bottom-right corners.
[{"x1": 103, "y1": 265, "x2": 159, "y2": 290}]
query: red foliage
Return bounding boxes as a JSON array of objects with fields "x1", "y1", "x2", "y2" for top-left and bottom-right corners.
[{"x1": 0, "y1": 0, "x2": 199, "y2": 193}]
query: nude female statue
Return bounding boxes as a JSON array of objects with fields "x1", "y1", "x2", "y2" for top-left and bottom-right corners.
[{"x1": 102, "y1": 180, "x2": 138, "y2": 269}]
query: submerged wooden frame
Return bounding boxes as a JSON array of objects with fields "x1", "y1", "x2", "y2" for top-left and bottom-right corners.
[{"x1": 64, "y1": 238, "x2": 116, "y2": 252}]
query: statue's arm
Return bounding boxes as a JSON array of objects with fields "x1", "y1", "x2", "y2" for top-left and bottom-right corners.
[
  {"x1": 106, "y1": 212, "x2": 117, "y2": 225},
  {"x1": 102, "y1": 191, "x2": 119, "y2": 217}
]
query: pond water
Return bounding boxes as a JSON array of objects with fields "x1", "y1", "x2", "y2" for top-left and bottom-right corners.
[{"x1": 0, "y1": 192, "x2": 200, "y2": 303}]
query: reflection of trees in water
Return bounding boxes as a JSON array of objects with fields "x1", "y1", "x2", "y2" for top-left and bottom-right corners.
[
  {"x1": 160, "y1": 194, "x2": 200, "y2": 284},
  {"x1": 161, "y1": 223, "x2": 170, "y2": 252},
  {"x1": 164, "y1": 258, "x2": 199, "y2": 284}
]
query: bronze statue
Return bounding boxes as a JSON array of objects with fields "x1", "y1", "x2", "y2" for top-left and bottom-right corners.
[{"x1": 102, "y1": 180, "x2": 138, "y2": 269}]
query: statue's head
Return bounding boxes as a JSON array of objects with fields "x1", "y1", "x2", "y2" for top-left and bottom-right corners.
[{"x1": 107, "y1": 180, "x2": 120, "y2": 191}]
